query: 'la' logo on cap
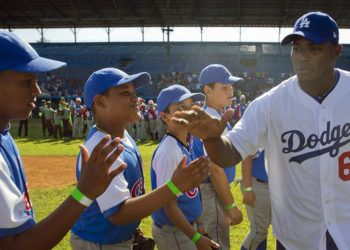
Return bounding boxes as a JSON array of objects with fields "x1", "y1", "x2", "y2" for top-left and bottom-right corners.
[{"x1": 299, "y1": 18, "x2": 310, "y2": 28}]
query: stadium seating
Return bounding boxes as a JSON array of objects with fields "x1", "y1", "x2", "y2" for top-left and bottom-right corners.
[{"x1": 32, "y1": 42, "x2": 350, "y2": 98}]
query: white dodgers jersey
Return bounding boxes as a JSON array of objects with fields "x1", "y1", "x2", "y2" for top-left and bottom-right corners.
[{"x1": 228, "y1": 69, "x2": 350, "y2": 249}]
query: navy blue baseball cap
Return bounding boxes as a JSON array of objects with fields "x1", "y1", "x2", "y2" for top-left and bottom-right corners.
[
  {"x1": 199, "y1": 64, "x2": 242, "y2": 87},
  {"x1": 157, "y1": 84, "x2": 205, "y2": 113},
  {"x1": 84, "y1": 67, "x2": 151, "y2": 109},
  {"x1": 0, "y1": 31, "x2": 66, "y2": 72},
  {"x1": 281, "y1": 12, "x2": 339, "y2": 45}
]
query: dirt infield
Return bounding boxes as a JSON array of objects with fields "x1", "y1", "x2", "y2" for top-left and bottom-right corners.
[{"x1": 23, "y1": 156, "x2": 77, "y2": 188}]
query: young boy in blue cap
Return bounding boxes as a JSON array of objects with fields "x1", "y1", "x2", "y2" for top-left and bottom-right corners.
[
  {"x1": 0, "y1": 31, "x2": 127, "y2": 249},
  {"x1": 193, "y1": 64, "x2": 243, "y2": 249},
  {"x1": 70, "y1": 68, "x2": 211, "y2": 249},
  {"x1": 151, "y1": 84, "x2": 220, "y2": 250}
]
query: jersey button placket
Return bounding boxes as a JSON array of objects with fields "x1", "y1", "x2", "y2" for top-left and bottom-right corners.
[{"x1": 319, "y1": 106, "x2": 330, "y2": 227}]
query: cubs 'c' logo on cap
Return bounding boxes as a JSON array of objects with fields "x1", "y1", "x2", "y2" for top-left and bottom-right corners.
[
  {"x1": 186, "y1": 187, "x2": 199, "y2": 198},
  {"x1": 131, "y1": 178, "x2": 144, "y2": 197},
  {"x1": 299, "y1": 18, "x2": 310, "y2": 28}
]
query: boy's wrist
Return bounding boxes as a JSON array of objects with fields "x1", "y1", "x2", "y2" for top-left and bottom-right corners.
[
  {"x1": 224, "y1": 202, "x2": 236, "y2": 210},
  {"x1": 196, "y1": 221, "x2": 203, "y2": 227},
  {"x1": 166, "y1": 180, "x2": 183, "y2": 197},
  {"x1": 71, "y1": 186, "x2": 93, "y2": 207},
  {"x1": 243, "y1": 187, "x2": 253, "y2": 193},
  {"x1": 191, "y1": 232, "x2": 202, "y2": 244}
]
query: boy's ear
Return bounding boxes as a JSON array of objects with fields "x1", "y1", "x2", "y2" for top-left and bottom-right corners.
[
  {"x1": 203, "y1": 85, "x2": 211, "y2": 95},
  {"x1": 160, "y1": 112, "x2": 170, "y2": 123},
  {"x1": 93, "y1": 94, "x2": 106, "y2": 109}
]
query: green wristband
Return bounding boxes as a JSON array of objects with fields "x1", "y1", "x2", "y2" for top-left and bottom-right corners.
[
  {"x1": 243, "y1": 187, "x2": 253, "y2": 193},
  {"x1": 225, "y1": 202, "x2": 237, "y2": 210},
  {"x1": 166, "y1": 180, "x2": 183, "y2": 197},
  {"x1": 71, "y1": 187, "x2": 93, "y2": 207},
  {"x1": 191, "y1": 232, "x2": 202, "y2": 244}
]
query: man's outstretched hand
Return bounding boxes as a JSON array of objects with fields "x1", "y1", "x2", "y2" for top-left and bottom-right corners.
[{"x1": 172, "y1": 105, "x2": 234, "y2": 140}]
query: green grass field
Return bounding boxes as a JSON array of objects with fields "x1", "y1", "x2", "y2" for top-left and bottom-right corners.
[{"x1": 12, "y1": 123, "x2": 276, "y2": 250}]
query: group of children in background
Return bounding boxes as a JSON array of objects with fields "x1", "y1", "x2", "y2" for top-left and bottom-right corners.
[{"x1": 38, "y1": 96, "x2": 93, "y2": 140}]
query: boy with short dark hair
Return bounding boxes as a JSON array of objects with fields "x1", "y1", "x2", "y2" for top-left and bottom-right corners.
[
  {"x1": 70, "y1": 68, "x2": 211, "y2": 249},
  {"x1": 0, "y1": 30, "x2": 125, "y2": 250}
]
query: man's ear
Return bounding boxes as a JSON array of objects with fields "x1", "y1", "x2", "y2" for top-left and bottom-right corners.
[{"x1": 334, "y1": 44, "x2": 342, "y2": 59}]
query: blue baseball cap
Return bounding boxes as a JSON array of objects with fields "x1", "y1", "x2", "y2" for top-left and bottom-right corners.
[
  {"x1": 199, "y1": 64, "x2": 242, "y2": 87},
  {"x1": 281, "y1": 12, "x2": 339, "y2": 45},
  {"x1": 157, "y1": 84, "x2": 205, "y2": 113},
  {"x1": 0, "y1": 31, "x2": 66, "y2": 73},
  {"x1": 84, "y1": 67, "x2": 151, "y2": 109}
]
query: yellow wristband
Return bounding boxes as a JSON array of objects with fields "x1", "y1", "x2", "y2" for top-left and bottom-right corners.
[
  {"x1": 225, "y1": 202, "x2": 236, "y2": 210},
  {"x1": 191, "y1": 232, "x2": 202, "y2": 243}
]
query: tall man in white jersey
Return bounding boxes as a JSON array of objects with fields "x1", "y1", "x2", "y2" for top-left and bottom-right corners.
[{"x1": 172, "y1": 12, "x2": 348, "y2": 249}]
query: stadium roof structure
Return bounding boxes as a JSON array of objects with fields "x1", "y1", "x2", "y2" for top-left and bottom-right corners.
[{"x1": 1, "y1": 0, "x2": 350, "y2": 29}]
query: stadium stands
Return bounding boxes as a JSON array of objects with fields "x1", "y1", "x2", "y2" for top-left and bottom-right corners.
[{"x1": 32, "y1": 42, "x2": 350, "y2": 99}]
